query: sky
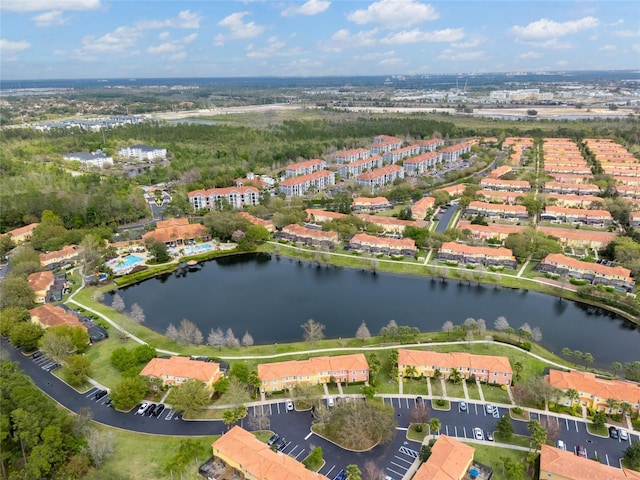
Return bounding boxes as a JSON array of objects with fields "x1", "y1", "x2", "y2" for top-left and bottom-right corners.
[{"x1": 1, "y1": 0, "x2": 639, "y2": 80}]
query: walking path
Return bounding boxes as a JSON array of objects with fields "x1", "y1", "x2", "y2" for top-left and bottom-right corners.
[{"x1": 516, "y1": 256, "x2": 531, "y2": 278}]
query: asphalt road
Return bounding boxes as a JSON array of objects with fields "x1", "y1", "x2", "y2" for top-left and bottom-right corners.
[
  {"x1": 435, "y1": 203, "x2": 458, "y2": 232},
  {"x1": 3, "y1": 337, "x2": 637, "y2": 477}
]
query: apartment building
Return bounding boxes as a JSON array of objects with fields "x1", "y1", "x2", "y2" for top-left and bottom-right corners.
[
  {"x1": 141, "y1": 218, "x2": 209, "y2": 246},
  {"x1": 466, "y1": 201, "x2": 529, "y2": 221},
  {"x1": 479, "y1": 178, "x2": 531, "y2": 192},
  {"x1": 545, "y1": 194, "x2": 604, "y2": 209},
  {"x1": 236, "y1": 212, "x2": 275, "y2": 233},
  {"x1": 436, "y1": 241, "x2": 517, "y2": 269},
  {"x1": 538, "y1": 253, "x2": 634, "y2": 291},
  {"x1": 351, "y1": 197, "x2": 392, "y2": 212},
  {"x1": 39, "y1": 245, "x2": 81, "y2": 269},
  {"x1": 440, "y1": 141, "x2": 473, "y2": 162},
  {"x1": 487, "y1": 165, "x2": 513, "y2": 179},
  {"x1": 370, "y1": 135, "x2": 403, "y2": 154},
  {"x1": 476, "y1": 190, "x2": 521, "y2": 205},
  {"x1": 456, "y1": 220, "x2": 525, "y2": 242},
  {"x1": 355, "y1": 164, "x2": 404, "y2": 190},
  {"x1": 539, "y1": 444, "x2": 640, "y2": 480},
  {"x1": 631, "y1": 212, "x2": 640, "y2": 229},
  {"x1": 403, "y1": 151, "x2": 442, "y2": 176},
  {"x1": 235, "y1": 172, "x2": 273, "y2": 189},
  {"x1": 257, "y1": 354, "x2": 369, "y2": 392},
  {"x1": 434, "y1": 184, "x2": 466, "y2": 198},
  {"x1": 549, "y1": 173, "x2": 594, "y2": 184},
  {"x1": 355, "y1": 214, "x2": 423, "y2": 234},
  {"x1": 30, "y1": 304, "x2": 87, "y2": 331},
  {"x1": 337, "y1": 154, "x2": 383, "y2": 178},
  {"x1": 348, "y1": 233, "x2": 417, "y2": 257},
  {"x1": 3, "y1": 223, "x2": 39, "y2": 243},
  {"x1": 188, "y1": 186, "x2": 260, "y2": 210},
  {"x1": 410, "y1": 196, "x2": 436, "y2": 220},
  {"x1": 140, "y1": 356, "x2": 223, "y2": 388},
  {"x1": 27, "y1": 271, "x2": 55, "y2": 303},
  {"x1": 537, "y1": 226, "x2": 616, "y2": 250},
  {"x1": 278, "y1": 170, "x2": 335, "y2": 197},
  {"x1": 543, "y1": 181, "x2": 601, "y2": 196},
  {"x1": 541, "y1": 206, "x2": 613, "y2": 227},
  {"x1": 398, "y1": 349, "x2": 513, "y2": 385},
  {"x1": 305, "y1": 209, "x2": 348, "y2": 224},
  {"x1": 333, "y1": 147, "x2": 370, "y2": 164},
  {"x1": 118, "y1": 144, "x2": 166, "y2": 160},
  {"x1": 383, "y1": 144, "x2": 420, "y2": 164},
  {"x1": 285, "y1": 159, "x2": 326, "y2": 178},
  {"x1": 208, "y1": 426, "x2": 329, "y2": 480},
  {"x1": 413, "y1": 435, "x2": 476, "y2": 480},
  {"x1": 278, "y1": 224, "x2": 339, "y2": 249},
  {"x1": 544, "y1": 165, "x2": 592, "y2": 176},
  {"x1": 63, "y1": 150, "x2": 114, "y2": 167},
  {"x1": 547, "y1": 369, "x2": 640, "y2": 413},
  {"x1": 416, "y1": 138, "x2": 444, "y2": 152}
]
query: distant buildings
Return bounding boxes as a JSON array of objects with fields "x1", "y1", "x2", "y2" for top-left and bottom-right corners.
[
  {"x1": 436, "y1": 242, "x2": 517, "y2": 269},
  {"x1": 355, "y1": 164, "x2": 404, "y2": 190},
  {"x1": 277, "y1": 224, "x2": 339, "y2": 249},
  {"x1": 2, "y1": 223, "x2": 39, "y2": 243},
  {"x1": 410, "y1": 196, "x2": 436, "y2": 220},
  {"x1": 63, "y1": 150, "x2": 113, "y2": 167},
  {"x1": 348, "y1": 233, "x2": 417, "y2": 257},
  {"x1": 351, "y1": 196, "x2": 392, "y2": 212},
  {"x1": 27, "y1": 271, "x2": 55, "y2": 303},
  {"x1": 188, "y1": 186, "x2": 261, "y2": 210},
  {"x1": 39, "y1": 245, "x2": 81, "y2": 269},
  {"x1": 236, "y1": 212, "x2": 275, "y2": 233},
  {"x1": 118, "y1": 144, "x2": 166, "y2": 161},
  {"x1": 285, "y1": 159, "x2": 326, "y2": 177},
  {"x1": 141, "y1": 218, "x2": 209, "y2": 246},
  {"x1": 30, "y1": 304, "x2": 87, "y2": 331},
  {"x1": 538, "y1": 253, "x2": 634, "y2": 292},
  {"x1": 278, "y1": 170, "x2": 335, "y2": 197}
]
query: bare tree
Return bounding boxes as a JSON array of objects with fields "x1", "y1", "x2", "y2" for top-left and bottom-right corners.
[
  {"x1": 129, "y1": 303, "x2": 145, "y2": 324},
  {"x1": 355, "y1": 321, "x2": 371, "y2": 342},
  {"x1": 72, "y1": 407, "x2": 93, "y2": 437},
  {"x1": 111, "y1": 293, "x2": 125, "y2": 313},
  {"x1": 86, "y1": 428, "x2": 116, "y2": 467},
  {"x1": 531, "y1": 326, "x2": 543, "y2": 343},
  {"x1": 247, "y1": 410, "x2": 270, "y2": 431},
  {"x1": 442, "y1": 321, "x2": 454, "y2": 338},
  {"x1": 409, "y1": 402, "x2": 430, "y2": 424},
  {"x1": 166, "y1": 319, "x2": 203, "y2": 345},
  {"x1": 166, "y1": 323, "x2": 180, "y2": 343},
  {"x1": 539, "y1": 416, "x2": 561, "y2": 445},
  {"x1": 301, "y1": 318, "x2": 326, "y2": 342},
  {"x1": 225, "y1": 328, "x2": 240, "y2": 348},
  {"x1": 476, "y1": 318, "x2": 486, "y2": 337},
  {"x1": 362, "y1": 460, "x2": 386, "y2": 480},
  {"x1": 207, "y1": 327, "x2": 225, "y2": 350},
  {"x1": 494, "y1": 316, "x2": 509, "y2": 332},
  {"x1": 463, "y1": 317, "x2": 477, "y2": 332},
  {"x1": 241, "y1": 331, "x2": 254, "y2": 347}
]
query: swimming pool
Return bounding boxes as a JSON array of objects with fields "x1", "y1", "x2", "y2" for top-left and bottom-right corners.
[
  {"x1": 183, "y1": 244, "x2": 212, "y2": 255},
  {"x1": 107, "y1": 255, "x2": 145, "y2": 272}
]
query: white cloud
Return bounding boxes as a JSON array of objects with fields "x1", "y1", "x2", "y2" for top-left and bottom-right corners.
[
  {"x1": 355, "y1": 50, "x2": 396, "y2": 61},
  {"x1": 451, "y1": 38, "x2": 481, "y2": 49},
  {"x1": 53, "y1": 49, "x2": 66, "y2": 56},
  {"x1": 282, "y1": 0, "x2": 330, "y2": 17},
  {"x1": 32, "y1": 10, "x2": 70, "y2": 26},
  {"x1": 216, "y1": 12, "x2": 266, "y2": 45},
  {"x1": 246, "y1": 36, "x2": 302, "y2": 59},
  {"x1": 632, "y1": 44, "x2": 640, "y2": 53},
  {"x1": 379, "y1": 57, "x2": 404, "y2": 66},
  {"x1": 169, "y1": 52, "x2": 186, "y2": 60},
  {"x1": 1, "y1": 0, "x2": 101, "y2": 11},
  {"x1": 347, "y1": 0, "x2": 439, "y2": 29},
  {"x1": 515, "y1": 38, "x2": 572, "y2": 49},
  {"x1": 438, "y1": 49, "x2": 484, "y2": 61},
  {"x1": 137, "y1": 10, "x2": 202, "y2": 30},
  {"x1": 321, "y1": 28, "x2": 379, "y2": 51},
  {"x1": 556, "y1": 60, "x2": 569, "y2": 66},
  {"x1": 516, "y1": 51, "x2": 543, "y2": 60},
  {"x1": 617, "y1": 29, "x2": 640, "y2": 37},
  {"x1": 0, "y1": 39, "x2": 31, "y2": 54},
  {"x1": 73, "y1": 26, "x2": 140, "y2": 60},
  {"x1": 159, "y1": 31, "x2": 170, "y2": 40},
  {"x1": 598, "y1": 44, "x2": 617, "y2": 52},
  {"x1": 511, "y1": 16, "x2": 599, "y2": 39},
  {"x1": 148, "y1": 33, "x2": 197, "y2": 54},
  {"x1": 381, "y1": 28, "x2": 464, "y2": 45}
]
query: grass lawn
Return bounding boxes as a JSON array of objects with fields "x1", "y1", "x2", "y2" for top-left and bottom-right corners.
[
  {"x1": 431, "y1": 399, "x2": 450, "y2": 411},
  {"x1": 84, "y1": 335, "x2": 133, "y2": 389},
  {"x1": 467, "y1": 381, "x2": 482, "y2": 401},
  {"x1": 466, "y1": 443, "x2": 533, "y2": 480},
  {"x1": 403, "y1": 379, "x2": 429, "y2": 395},
  {"x1": 481, "y1": 384, "x2": 512, "y2": 405},
  {"x1": 445, "y1": 381, "x2": 466, "y2": 400},
  {"x1": 97, "y1": 423, "x2": 218, "y2": 480},
  {"x1": 373, "y1": 204, "x2": 409, "y2": 217},
  {"x1": 342, "y1": 383, "x2": 366, "y2": 394},
  {"x1": 494, "y1": 432, "x2": 532, "y2": 449},
  {"x1": 586, "y1": 424, "x2": 609, "y2": 437},
  {"x1": 252, "y1": 430, "x2": 273, "y2": 443},
  {"x1": 407, "y1": 424, "x2": 429, "y2": 442},
  {"x1": 510, "y1": 408, "x2": 531, "y2": 421},
  {"x1": 430, "y1": 378, "x2": 444, "y2": 397}
]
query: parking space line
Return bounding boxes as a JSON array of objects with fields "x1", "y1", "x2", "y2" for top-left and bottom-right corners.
[
  {"x1": 405, "y1": 397, "x2": 409, "y2": 409},
  {"x1": 575, "y1": 421, "x2": 579, "y2": 432},
  {"x1": 565, "y1": 418, "x2": 569, "y2": 430},
  {"x1": 268, "y1": 404, "x2": 272, "y2": 415},
  {"x1": 277, "y1": 403, "x2": 281, "y2": 414},
  {"x1": 393, "y1": 456, "x2": 414, "y2": 466},
  {"x1": 454, "y1": 426, "x2": 458, "y2": 437},
  {"x1": 304, "y1": 432, "x2": 313, "y2": 440},
  {"x1": 605, "y1": 454, "x2": 609, "y2": 466},
  {"x1": 445, "y1": 425, "x2": 450, "y2": 436},
  {"x1": 293, "y1": 449, "x2": 305, "y2": 460},
  {"x1": 463, "y1": 427, "x2": 467, "y2": 438},
  {"x1": 325, "y1": 466, "x2": 335, "y2": 477},
  {"x1": 387, "y1": 467, "x2": 405, "y2": 477},
  {"x1": 474, "y1": 404, "x2": 478, "y2": 415},
  {"x1": 390, "y1": 461, "x2": 409, "y2": 471}
]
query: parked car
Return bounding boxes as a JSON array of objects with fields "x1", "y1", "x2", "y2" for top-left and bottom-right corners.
[
  {"x1": 485, "y1": 404, "x2": 493, "y2": 414},
  {"x1": 136, "y1": 402, "x2": 149, "y2": 415},
  {"x1": 94, "y1": 390, "x2": 108, "y2": 400},
  {"x1": 609, "y1": 426, "x2": 619, "y2": 439},
  {"x1": 619, "y1": 429, "x2": 629, "y2": 441},
  {"x1": 267, "y1": 433, "x2": 280, "y2": 446},
  {"x1": 459, "y1": 401, "x2": 467, "y2": 411},
  {"x1": 333, "y1": 470, "x2": 346, "y2": 480},
  {"x1": 31, "y1": 351, "x2": 43, "y2": 359},
  {"x1": 326, "y1": 397, "x2": 334, "y2": 408},
  {"x1": 275, "y1": 437, "x2": 287, "y2": 451},
  {"x1": 576, "y1": 445, "x2": 587, "y2": 458},
  {"x1": 557, "y1": 440, "x2": 566, "y2": 450},
  {"x1": 145, "y1": 404, "x2": 156, "y2": 416},
  {"x1": 153, "y1": 404, "x2": 165, "y2": 417},
  {"x1": 485, "y1": 431, "x2": 494, "y2": 441},
  {"x1": 474, "y1": 427, "x2": 484, "y2": 440},
  {"x1": 285, "y1": 399, "x2": 294, "y2": 411}
]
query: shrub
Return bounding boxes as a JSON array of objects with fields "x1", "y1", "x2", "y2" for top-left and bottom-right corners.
[{"x1": 570, "y1": 278, "x2": 588, "y2": 286}]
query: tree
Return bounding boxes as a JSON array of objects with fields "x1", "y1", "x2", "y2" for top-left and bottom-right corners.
[
  {"x1": 220, "y1": 377, "x2": 250, "y2": 408},
  {"x1": 531, "y1": 326, "x2": 543, "y2": 343},
  {"x1": 166, "y1": 318, "x2": 203, "y2": 345},
  {"x1": 241, "y1": 330, "x2": 254, "y2": 347},
  {"x1": 494, "y1": 316, "x2": 509, "y2": 332},
  {"x1": 449, "y1": 367, "x2": 462, "y2": 385},
  {"x1": 583, "y1": 352, "x2": 594, "y2": 369},
  {"x1": 110, "y1": 376, "x2": 147, "y2": 410},
  {"x1": 419, "y1": 444, "x2": 432, "y2": 462},
  {"x1": 540, "y1": 417, "x2": 561, "y2": 445},
  {"x1": 79, "y1": 234, "x2": 105, "y2": 273},
  {"x1": 0, "y1": 277, "x2": 35, "y2": 309},
  {"x1": 527, "y1": 419, "x2": 547, "y2": 450},
  {"x1": 225, "y1": 328, "x2": 240, "y2": 348},
  {"x1": 476, "y1": 318, "x2": 486, "y2": 337},
  {"x1": 355, "y1": 321, "x2": 371, "y2": 342},
  {"x1": 207, "y1": 327, "x2": 225, "y2": 350},
  {"x1": 86, "y1": 428, "x2": 115, "y2": 467},
  {"x1": 247, "y1": 409, "x2": 271, "y2": 431},
  {"x1": 167, "y1": 380, "x2": 211, "y2": 416},
  {"x1": 513, "y1": 361, "x2": 523, "y2": 383},
  {"x1": 612, "y1": 361, "x2": 623, "y2": 378},
  {"x1": 301, "y1": 318, "x2": 325, "y2": 342},
  {"x1": 518, "y1": 323, "x2": 532, "y2": 342},
  {"x1": 562, "y1": 348, "x2": 572, "y2": 360},
  {"x1": 222, "y1": 406, "x2": 247, "y2": 428},
  {"x1": 367, "y1": 353, "x2": 382, "y2": 385},
  {"x1": 110, "y1": 347, "x2": 137, "y2": 372},
  {"x1": 128, "y1": 303, "x2": 145, "y2": 324},
  {"x1": 9, "y1": 322, "x2": 44, "y2": 351},
  {"x1": 429, "y1": 417, "x2": 441, "y2": 434},
  {"x1": 111, "y1": 294, "x2": 125, "y2": 313},
  {"x1": 409, "y1": 402, "x2": 430, "y2": 425},
  {"x1": 64, "y1": 354, "x2": 92, "y2": 386},
  {"x1": 566, "y1": 388, "x2": 579, "y2": 406},
  {"x1": 345, "y1": 464, "x2": 362, "y2": 480},
  {"x1": 442, "y1": 321, "x2": 454, "y2": 338},
  {"x1": 502, "y1": 457, "x2": 525, "y2": 480},
  {"x1": 623, "y1": 441, "x2": 640, "y2": 470},
  {"x1": 592, "y1": 411, "x2": 606, "y2": 430},
  {"x1": 496, "y1": 413, "x2": 514, "y2": 439},
  {"x1": 148, "y1": 241, "x2": 170, "y2": 263},
  {"x1": 39, "y1": 330, "x2": 77, "y2": 363}
]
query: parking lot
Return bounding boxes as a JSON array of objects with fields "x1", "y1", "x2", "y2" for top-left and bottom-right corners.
[{"x1": 30, "y1": 350, "x2": 60, "y2": 372}]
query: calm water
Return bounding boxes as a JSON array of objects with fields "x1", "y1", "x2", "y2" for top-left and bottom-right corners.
[{"x1": 108, "y1": 254, "x2": 640, "y2": 366}]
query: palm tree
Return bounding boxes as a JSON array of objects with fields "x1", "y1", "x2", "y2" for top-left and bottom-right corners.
[
  {"x1": 566, "y1": 389, "x2": 579, "y2": 407},
  {"x1": 405, "y1": 365, "x2": 418, "y2": 379},
  {"x1": 429, "y1": 418, "x2": 441, "y2": 435},
  {"x1": 611, "y1": 362, "x2": 623, "y2": 378},
  {"x1": 605, "y1": 398, "x2": 620, "y2": 415},
  {"x1": 449, "y1": 368, "x2": 462, "y2": 385},
  {"x1": 504, "y1": 458, "x2": 525, "y2": 480}
]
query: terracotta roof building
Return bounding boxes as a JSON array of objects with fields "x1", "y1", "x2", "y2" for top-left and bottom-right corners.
[
  {"x1": 538, "y1": 253, "x2": 634, "y2": 292},
  {"x1": 305, "y1": 209, "x2": 348, "y2": 223},
  {"x1": 434, "y1": 184, "x2": 466, "y2": 198},
  {"x1": 258, "y1": 354, "x2": 369, "y2": 393},
  {"x1": 140, "y1": 356, "x2": 222, "y2": 388},
  {"x1": 465, "y1": 201, "x2": 528, "y2": 221},
  {"x1": 540, "y1": 444, "x2": 640, "y2": 480},
  {"x1": 210, "y1": 426, "x2": 328, "y2": 480},
  {"x1": 355, "y1": 164, "x2": 404, "y2": 190},
  {"x1": 411, "y1": 196, "x2": 436, "y2": 220},
  {"x1": 141, "y1": 218, "x2": 209, "y2": 246},
  {"x1": 479, "y1": 178, "x2": 531, "y2": 192},
  {"x1": 398, "y1": 349, "x2": 513, "y2": 385},
  {"x1": 383, "y1": 144, "x2": 421, "y2": 164},
  {"x1": 337, "y1": 154, "x2": 383, "y2": 178},
  {"x1": 351, "y1": 196, "x2": 392, "y2": 212},
  {"x1": 236, "y1": 212, "x2": 275, "y2": 233},
  {"x1": 3, "y1": 223, "x2": 39, "y2": 243},
  {"x1": 285, "y1": 159, "x2": 326, "y2": 178},
  {"x1": 439, "y1": 141, "x2": 473, "y2": 162},
  {"x1": 39, "y1": 245, "x2": 81, "y2": 268},
  {"x1": 541, "y1": 206, "x2": 613, "y2": 227},
  {"x1": 278, "y1": 224, "x2": 339, "y2": 249},
  {"x1": 27, "y1": 271, "x2": 55, "y2": 303},
  {"x1": 279, "y1": 170, "x2": 335, "y2": 197},
  {"x1": 475, "y1": 190, "x2": 522, "y2": 205},
  {"x1": 348, "y1": 233, "x2": 417, "y2": 257},
  {"x1": 188, "y1": 186, "x2": 261, "y2": 210},
  {"x1": 487, "y1": 165, "x2": 513, "y2": 179},
  {"x1": 29, "y1": 304, "x2": 86, "y2": 331},
  {"x1": 370, "y1": 135, "x2": 403, "y2": 155},
  {"x1": 436, "y1": 241, "x2": 517, "y2": 269},
  {"x1": 413, "y1": 435, "x2": 475, "y2": 480},
  {"x1": 537, "y1": 226, "x2": 617, "y2": 249},
  {"x1": 355, "y1": 213, "x2": 425, "y2": 234},
  {"x1": 333, "y1": 147, "x2": 371, "y2": 164},
  {"x1": 456, "y1": 220, "x2": 524, "y2": 242},
  {"x1": 543, "y1": 182, "x2": 601, "y2": 196},
  {"x1": 403, "y1": 151, "x2": 442, "y2": 176}
]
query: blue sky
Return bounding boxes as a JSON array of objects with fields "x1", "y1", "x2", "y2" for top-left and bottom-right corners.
[{"x1": 1, "y1": 0, "x2": 638, "y2": 80}]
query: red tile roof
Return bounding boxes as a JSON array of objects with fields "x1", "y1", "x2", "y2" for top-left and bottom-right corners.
[
  {"x1": 29, "y1": 304, "x2": 86, "y2": 330},
  {"x1": 413, "y1": 435, "x2": 475, "y2": 480},
  {"x1": 350, "y1": 233, "x2": 416, "y2": 250},
  {"x1": 279, "y1": 170, "x2": 333, "y2": 186},
  {"x1": 188, "y1": 186, "x2": 259, "y2": 198},
  {"x1": 356, "y1": 164, "x2": 403, "y2": 181},
  {"x1": 140, "y1": 356, "x2": 222, "y2": 384},
  {"x1": 540, "y1": 444, "x2": 640, "y2": 480},
  {"x1": 541, "y1": 253, "x2": 632, "y2": 282}
]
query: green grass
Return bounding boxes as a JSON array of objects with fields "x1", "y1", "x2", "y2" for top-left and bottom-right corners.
[
  {"x1": 586, "y1": 423, "x2": 608, "y2": 437},
  {"x1": 372, "y1": 204, "x2": 409, "y2": 217},
  {"x1": 467, "y1": 381, "x2": 482, "y2": 401},
  {"x1": 403, "y1": 378, "x2": 429, "y2": 395},
  {"x1": 431, "y1": 399, "x2": 450, "y2": 411},
  {"x1": 342, "y1": 383, "x2": 366, "y2": 394},
  {"x1": 481, "y1": 384, "x2": 512, "y2": 405},
  {"x1": 407, "y1": 424, "x2": 429, "y2": 442},
  {"x1": 494, "y1": 432, "x2": 532, "y2": 448},
  {"x1": 466, "y1": 443, "x2": 533, "y2": 480},
  {"x1": 253, "y1": 430, "x2": 274, "y2": 443},
  {"x1": 430, "y1": 378, "x2": 444, "y2": 397},
  {"x1": 445, "y1": 381, "x2": 466, "y2": 400},
  {"x1": 509, "y1": 408, "x2": 531, "y2": 421}
]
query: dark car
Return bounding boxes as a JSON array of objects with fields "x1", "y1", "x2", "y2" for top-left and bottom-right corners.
[
  {"x1": 95, "y1": 390, "x2": 108, "y2": 400},
  {"x1": 609, "y1": 426, "x2": 619, "y2": 439},
  {"x1": 31, "y1": 351, "x2": 43, "y2": 359},
  {"x1": 576, "y1": 445, "x2": 587, "y2": 458},
  {"x1": 267, "y1": 433, "x2": 280, "y2": 446},
  {"x1": 153, "y1": 404, "x2": 165, "y2": 417},
  {"x1": 275, "y1": 437, "x2": 287, "y2": 451},
  {"x1": 333, "y1": 470, "x2": 346, "y2": 480},
  {"x1": 145, "y1": 404, "x2": 156, "y2": 416}
]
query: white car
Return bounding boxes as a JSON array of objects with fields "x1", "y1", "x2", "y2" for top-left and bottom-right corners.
[
  {"x1": 136, "y1": 402, "x2": 149, "y2": 415},
  {"x1": 285, "y1": 399, "x2": 294, "y2": 411},
  {"x1": 619, "y1": 429, "x2": 629, "y2": 441},
  {"x1": 326, "y1": 397, "x2": 334, "y2": 408},
  {"x1": 473, "y1": 427, "x2": 484, "y2": 440}
]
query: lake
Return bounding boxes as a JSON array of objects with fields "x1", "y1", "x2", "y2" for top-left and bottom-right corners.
[{"x1": 108, "y1": 253, "x2": 640, "y2": 367}]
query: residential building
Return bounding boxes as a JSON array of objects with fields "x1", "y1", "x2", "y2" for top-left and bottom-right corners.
[
  {"x1": 465, "y1": 201, "x2": 528, "y2": 221},
  {"x1": 398, "y1": 349, "x2": 513, "y2": 385},
  {"x1": 118, "y1": 144, "x2": 166, "y2": 160},
  {"x1": 351, "y1": 196, "x2": 392, "y2": 212},
  {"x1": 631, "y1": 212, "x2": 640, "y2": 229},
  {"x1": 305, "y1": 209, "x2": 348, "y2": 224},
  {"x1": 439, "y1": 141, "x2": 473, "y2": 162},
  {"x1": 208, "y1": 426, "x2": 328, "y2": 480},
  {"x1": 337, "y1": 154, "x2": 383, "y2": 178},
  {"x1": 235, "y1": 172, "x2": 273, "y2": 189},
  {"x1": 436, "y1": 242, "x2": 517, "y2": 269},
  {"x1": 487, "y1": 165, "x2": 513, "y2": 178},
  {"x1": 236, "y1": 212, "x2": 275, "y2": 233},
  {"x1": 63, "y1": 150, "x2": 114, "y2": 167},
  {"x1": 355, "y1": 214, "x2": 424, "y2": 234},
  {"x1": 355, "y1": 165, "x2": 404, "y2": 191},
  {"x1": 27, "y1": 271, "x2": 55, "y2": 303},
  {"x1": 456, "y1": 220, "x2": 525, "y2": 242},
  {"x1": 479, "y1": 178, "x2": 531, "y2": 192},
  {"x1": 188, "y1": 186, "x2": 260, "y2": 210},
  {"x1": 545, "y1": 194, "x2": 604, "y2": 209},
  {"x1": 411, "y1": 196, "x2": 436, "y2": 220},
  {"x1": 29, "y1": 304, "x2": 87, "y2": 331},
  {"x1": 140, "y1": 356, "x2": 223, "y2": 389},
  {"x1": 543, "y1": 181, "x2": 601, "y2": 196},
  {"x1": 348, "y1": 233, "x2": 417, "y2": 257},
  {"x1": 476, "y1": 190, "x2": 522, "y2": 205},
  {"x1": 434, "y1": 184, "x2": 466, "y2": 198},
  {"x1": 541, "y1": 206, "x2": 613, "y2": 227},
  {"x1": 279, "y1": 170, "x2": 335, "y2": 197},
  {"x1": 333, "y1": 147, "x2": 370, "y2": 164},
  {"x1": 413, "y1": 435, "x2": 475, "y2": 480},
  {"x1": 257, "y1": 353, "x2": 369, "y2": 392},
  {"x1": 277, "y1": 224, "x2": 339, "y2": 249},
  {"x1": 549, "y1": 173, "x2": 594, "y2": 185},
  {"x1": 546, "y1": 370, "x2": 640, "y2": 414},
  {"x1": 616, "y1": 185, "x2": 640, "y2": 198},
  {"x1": 539, "y1": 444, "x2": 640, "y2": 480},
  {"x1": 537, "y1": 226, "x2": 617, "y2": 250},
  {"x1": 403, "y1": 151, "x2": 442, "y2": 176},
  {"x1": 39, "y1": 245, "x2": 81, "y2": 269},
  {"x1": 141, "y1": 218, "x2": 209, "y2": 246},
  {"x1": 416, "y1": 138, "x2": 444, "y2": 152},
  {"x1": 370, "y1": 135, "x2": 402, "y2": 154},
  {"x1": 544, "y1": 165, "x2": 592, "y2": 176},
  {"x1": 382, "y1": 144, "x2": 420, "y2": 164},
  {"x1": 538, "y1": 253, "x2": 634, "y2": 292},
  {"x1": 3, "y1": 223, "x2": 39, "y2": 243},
  {"x1": 285, "y1": 159, "x2": 326, "y2": 178}
]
